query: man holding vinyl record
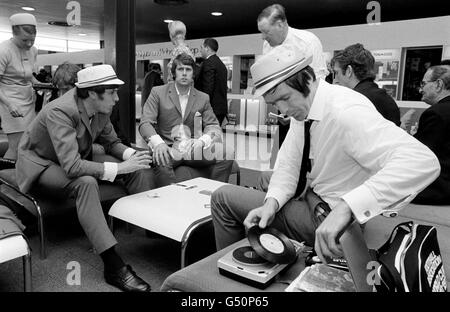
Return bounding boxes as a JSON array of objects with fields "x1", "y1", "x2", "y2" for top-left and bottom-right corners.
[{"x1": 210, "y1": 44, "x2": 440, "y2": 264}]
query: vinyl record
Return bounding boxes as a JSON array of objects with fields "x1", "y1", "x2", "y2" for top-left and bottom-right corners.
[
  {"x1": 232, "y1": 246, "x2": 268, "y2": 266},
  {"x1": 247, "y1": 226, "x2": 297, "y2": 264}
]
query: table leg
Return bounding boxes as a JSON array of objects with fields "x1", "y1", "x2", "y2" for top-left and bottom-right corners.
[{"x1": 180, "y1": 216, "x2": 212, "y2": 268}]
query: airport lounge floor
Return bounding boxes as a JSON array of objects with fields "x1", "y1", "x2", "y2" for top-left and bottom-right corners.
[{"x1": 0, "y1": 218, "x2": 184, "y2": 292}]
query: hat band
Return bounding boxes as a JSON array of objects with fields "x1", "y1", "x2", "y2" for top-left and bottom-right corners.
[
  {"x1": 76, "y1": 74, "x2": 118, "y2": 86},
  {"x1": 254, "y1": 58, "x2": 305, "y2": 90}
]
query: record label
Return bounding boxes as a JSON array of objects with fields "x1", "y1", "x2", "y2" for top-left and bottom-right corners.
[
  {"x1": 259, "y1": 234, "x2": 284, "y2": 254},
  {"x1": 232, "y1": 246, "x2": 268, "y2": 266}
]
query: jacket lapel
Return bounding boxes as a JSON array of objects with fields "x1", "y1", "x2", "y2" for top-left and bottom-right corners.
[
  {"x1": 183, "y1": 87, "x2": 196, "y2": 122},
  {"x1": 77, "y1": 98, "x2": 93, "y2": 139},
  {"x1": 169, "y1": 83, "x2": 183, "y2": 117}
]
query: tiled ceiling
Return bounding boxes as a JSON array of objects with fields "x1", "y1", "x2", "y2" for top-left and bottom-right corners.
[{"x1": 0, "y1": 0, "x2": 448, "y2": 46}]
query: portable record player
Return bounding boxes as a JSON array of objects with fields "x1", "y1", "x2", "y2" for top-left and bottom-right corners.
[{"x1": 217, "y1": 226, "x2": 306, "y2": 289}]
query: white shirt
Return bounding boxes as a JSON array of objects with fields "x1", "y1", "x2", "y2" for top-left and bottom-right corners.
[
  {"x1": 263, "y1": 27, "x2": 329, "y2": 80},
  {"x1": 265, "y1": 80, "x2": 440, "y2": 224}
]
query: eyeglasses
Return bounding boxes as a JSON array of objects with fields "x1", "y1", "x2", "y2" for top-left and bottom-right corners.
[{"x1": 420, "y1": 80, "x2": 436, "y2": 88}]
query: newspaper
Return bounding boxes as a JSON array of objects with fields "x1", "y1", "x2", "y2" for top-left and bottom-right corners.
[{"x1": 285, "y1": 264, "x2": 356, "y2": 292}]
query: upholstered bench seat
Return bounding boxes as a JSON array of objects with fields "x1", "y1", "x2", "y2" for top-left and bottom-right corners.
[{"x1": 160, "y1": 238, "x2": 306, "y2": 292}]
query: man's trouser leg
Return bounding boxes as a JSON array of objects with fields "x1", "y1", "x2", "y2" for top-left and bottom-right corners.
[
  {"x1": 121, "y1": 168, "x2": 156, "y2": 194},
  {"x1": 211, "y1": 185, "x2": 316, "y2": 251},
  {"x1": 36, "y1": 165, "x2": 117, "y2": 254}
]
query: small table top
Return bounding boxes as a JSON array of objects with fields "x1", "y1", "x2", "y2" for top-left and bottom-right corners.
[{"x1": 108, "y1": 178, "x2": 227, "y2": 242}]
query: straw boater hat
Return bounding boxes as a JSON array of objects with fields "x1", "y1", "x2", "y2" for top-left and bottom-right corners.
[
  {"x1": 75, "y1": 64, "x2": 124, "y2": 88},
  {"x1": 250, "y1": 44, "x2": 313, "y2": 97},
  {"x1": 9, "y1": 13, "x2": 37, "y2": 26}
]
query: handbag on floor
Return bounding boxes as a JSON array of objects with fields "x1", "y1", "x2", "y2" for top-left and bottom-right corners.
[{"x1": 375, "y1": 221, "x2": 447, "y2": 292}]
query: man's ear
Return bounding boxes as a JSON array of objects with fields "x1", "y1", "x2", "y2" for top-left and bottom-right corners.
[
  {"x1": 87, "y1": 90, "x2": 96, "y2": 99},
  {"x1": 435, "y1": 79, "x2": 444, "y2": 92},
  {"x1": 346, "y1": 65, "x2": 354, "y2": 78}
]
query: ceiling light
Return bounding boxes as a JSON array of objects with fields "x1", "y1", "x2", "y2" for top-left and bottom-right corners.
[
  {"x1": 78, "y1": 33, "x2": 87, "y2": 36},
  {"x1": 21, "y1": 7, "x2": 35, "y2": 11},
  {"x1": 164, "y1": 19, "x2": 174, "y2": 23},
  {"x1": 211, "y1": 12, "x2": 223, "y2": 16}
]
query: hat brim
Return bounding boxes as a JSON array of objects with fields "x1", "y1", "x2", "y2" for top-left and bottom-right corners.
[
  {"x1": 75, "y1": 78, "x2": 124, "y2": 89},
  {"x1": 253, "y1": 55, "x2": 312, "y2": 97}
]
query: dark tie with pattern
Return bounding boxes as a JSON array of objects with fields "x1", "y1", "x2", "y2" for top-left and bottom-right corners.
[{"x1": 294, "y1": 120, "x2": 312, "y2": 197}]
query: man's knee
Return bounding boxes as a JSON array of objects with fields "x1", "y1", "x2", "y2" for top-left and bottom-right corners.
[
  {"x1": 75, "y1": 175, "x2": 98, "y2": 186},
  {"x1": 256, "y1": 171, "x2": 273, "y2": 192},
  {"x1": 211, "y1": 185, "x2": 235, "y2": 213}
]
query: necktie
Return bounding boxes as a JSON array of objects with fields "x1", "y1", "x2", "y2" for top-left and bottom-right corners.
[{"x1": 294, "y1": 120, "x2": 312, "y2": 197}]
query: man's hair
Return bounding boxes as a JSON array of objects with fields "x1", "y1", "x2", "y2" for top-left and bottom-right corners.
[
  {"x1": 170, "y1": 53, "x2": 195, "y2": 78},
  {"x1": 12, "y1": 25, "x2": 36, "y2": 36},
  {"x1": 203, "y1": 38, "x2": 219, "y2": 53},
  {"x1": 331, "y1": 43, "x2": 376, "y2": 81},
  {"x1": 52, "y1": 62, "x2": 81, "y2": 90},
  {"x1": 267, "y1": 66, "x2": 316, "y2": 97},
  {"x1": 76, "y1": 85, "x2": 119, "y2": 99},
  {"x1": 440, "y1": 59, "x2": 450, "y2": 66},
  {"x1": 257, "y1": 4, "x2": 287, "y2": 24},
  {"x1": 149, "y1": 63, "x2": 161, "y2": 72},
  {"x1": 428, "y1": 65, "x2": 450, "y2": 91}
]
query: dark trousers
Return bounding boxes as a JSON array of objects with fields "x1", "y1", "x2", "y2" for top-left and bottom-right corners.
[
  {"x1": 211, "y1": 185, "x2": 326, "y2": 250},
  {"x1": 34, "y1": 158, "x2": 156, "y2": 254}
]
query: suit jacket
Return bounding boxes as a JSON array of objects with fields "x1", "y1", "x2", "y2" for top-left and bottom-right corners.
[
  {"x1": 354, "y1": 79, "x2": 401, "y2": 126},
  {"x1": 195, "y1": 54, "x2": 228, "y2": 117},
  {"x1": 16, "y1": 88, "x2": 127, "y2": 193},
  {"x1": 413, "y1": 95, "x2": 450, "y2": 205},
  {"x1": 139, "y1": 82, "x2": 222, "y2": 146}
]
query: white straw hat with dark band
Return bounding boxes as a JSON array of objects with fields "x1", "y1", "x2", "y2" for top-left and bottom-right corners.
[
  {"x1": 10, "y1": 13, "x2": 37, "y2": 26},
  {"x1": 75, "y1": 64, "x2": 124, "y2": 88},
  {"x1": 251, "y1": 44, "x2": 313, "y2": 97}
]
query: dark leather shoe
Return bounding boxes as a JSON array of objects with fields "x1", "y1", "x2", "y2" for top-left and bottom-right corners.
[{"x1": 105, "y1": 265, "x2": 151, "y2": 292}]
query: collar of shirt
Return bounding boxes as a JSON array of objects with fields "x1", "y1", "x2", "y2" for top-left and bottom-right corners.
[
  {"x1": 306, "y1": 79, "x2": 327, "y2": 122},
  {"x1": 174, "y1": 84, "x2": 191, "y2": 118}
]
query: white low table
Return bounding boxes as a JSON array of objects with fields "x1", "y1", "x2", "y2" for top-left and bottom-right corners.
[{"x1": 108, "y1": 177, "x2": 227, "y2": 267}]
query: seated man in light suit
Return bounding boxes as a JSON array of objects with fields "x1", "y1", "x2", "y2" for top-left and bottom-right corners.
[
  {"x1": 16, "y1": 64, "x2": 154, "y2": 292},
  {"x1": 139, "y1": 53, "x2": 234, "y2": 186}
]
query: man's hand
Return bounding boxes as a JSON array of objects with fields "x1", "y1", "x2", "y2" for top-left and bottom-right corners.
[
  {"x1": 117, "y1": 150, "x2": 152, "y2": 174},
  {"x1": 185, "y1": 139, "x2": 204, "y2": 156},
  {"x1": 7, "y1": 103, "x2": 24, "y2": 118},
  {"x1": 243, "y1": 198, "x2": 279, "y2": 230},
  {"x1": 314, "y1": 201, "x2": 353, "y2": 263},
  {"x1": 153, "y1": 142, "x2": 172, "y2": 166}
]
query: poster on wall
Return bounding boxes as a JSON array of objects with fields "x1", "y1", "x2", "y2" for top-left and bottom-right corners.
[{"x1": 372, "y1": 49, "x2": 401, "y2": 99}]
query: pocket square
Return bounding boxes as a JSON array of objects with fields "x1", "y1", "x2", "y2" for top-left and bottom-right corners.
[{"x1": 195, "y1": 111, "x2": 202, "y2": 117}]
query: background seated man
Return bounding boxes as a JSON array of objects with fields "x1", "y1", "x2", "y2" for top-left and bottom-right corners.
[
  {"x1": 211, "y1": 45, "x2": 439, "y2": 264},
  {"x1": 139, "y1": 53, "x2": 234, "y2": 186},
  {"x1": 331, "y1": 43, "x2": 401, "y2": 126},
  {"x1": 411, "y1": 65, "x2": 450, "y2": 205},
  {"x1": 16, "y1": 64, "x2": 154, "y2": 292}
]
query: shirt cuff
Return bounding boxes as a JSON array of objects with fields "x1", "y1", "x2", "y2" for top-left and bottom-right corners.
[
  {"x1": 265, "y1": 187, "x2": 289, "y2": 212},
  {"x1": 149, "y1": 135, "x2": 165, "y2": 150},
  {"x1": 122, "y1": 148, "x2": 136, "y2": 160},
  {"x1": 102, "y1": 162, "x2": 118, "y2": 182},
  {"x1": 199, "y1": 134, "x2": 212, "y2": 149},
  {"x1": 341, "y1": 184, "x2": 380, "y2": 224}
]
